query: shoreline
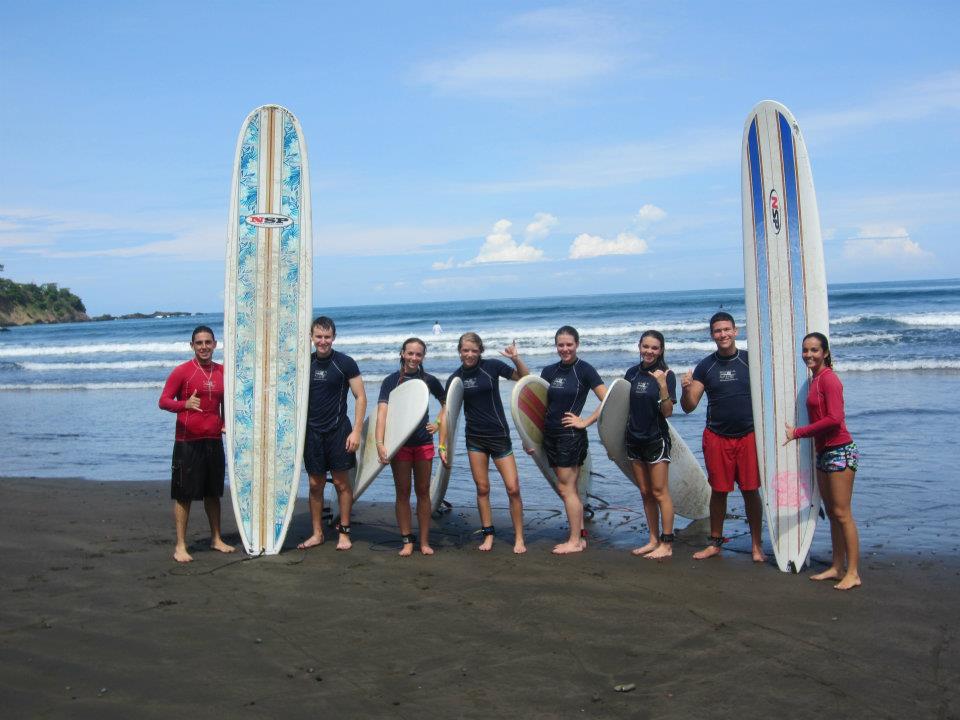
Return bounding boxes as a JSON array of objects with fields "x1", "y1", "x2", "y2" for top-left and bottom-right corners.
[{"x1": 1, "y1": 476, "x2": 956, "y2": 718}]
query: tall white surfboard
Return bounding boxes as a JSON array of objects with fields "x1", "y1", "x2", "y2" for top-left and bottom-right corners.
[
  {"x1": 224, "y1": 104, "x2": 312, "y2": 555},
  {"x1": 597, "y1": 378, "x2": 710, "y2": 520},
  {"x1": 742, "y1": 100, "x2": 827, "y2": 573}
]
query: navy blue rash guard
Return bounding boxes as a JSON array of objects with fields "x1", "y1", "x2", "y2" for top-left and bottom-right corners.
[
  {"x1": 448, "y1": 358, "x2": 515, "y2": 439},
  {"x1": 379, "y1": 370, "x2": 446, "y2": 446},
  {"x1": 540, "y1": 359, "x2": 603, "y2": 435},
  {"x1": 307, "y1": 350, "x2": 361, "y2": 433},
  {"x1": 624, "y1": 364, "x2": 676, "y2": 443},
  {"x1": 691, "y1": 349, "x2": 754, "y2": 437}
]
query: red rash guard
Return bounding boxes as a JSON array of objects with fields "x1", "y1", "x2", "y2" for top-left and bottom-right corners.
[
  {"x1": 159, "y1": 359, "x2": 225, "y2": 441},
  {"x1": 792, "y1": 367, "x2": 853, "y2": 452}
]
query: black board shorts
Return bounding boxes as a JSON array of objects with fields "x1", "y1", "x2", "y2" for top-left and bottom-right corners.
[
  {"x1": 465, "y1": 434, "x2": 513, "y2": 459},
  {"x1": 171, "y1": 438, "x2": 225, "y2": 501},
  {"x1": 303, "y1": 420, "x2": 357, "y2": 476},
  {"x1": 625, "y1": 434, "x2": 672, "y2": 464},
  {"x1": 543, "y1": 429, "x2": 588, "y2": 469}
]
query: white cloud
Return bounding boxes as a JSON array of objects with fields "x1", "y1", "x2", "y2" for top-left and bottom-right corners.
[
  {"x1": 525, "y1": 212, "x2": 557, "y2": 240},
  {"x1": 464, "y1": 219, "x2": 545, "y2": 265},
  {"x1": 636, "y1": 204, "x2": 667, "y2": 225},
  {"x1": 432, "y1": 257, "x2": 455, "y2": 270},
  {"x1": 842, "y1": 226, "x2": 932, "y2": 261},
  {"x1": 569, "y1": 232, "x2": 649, "y2": 259}
]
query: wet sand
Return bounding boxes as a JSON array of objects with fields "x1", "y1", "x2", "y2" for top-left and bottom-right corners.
[{"x1": 0, "y1": 477, "x2": 956, "y2": 719}]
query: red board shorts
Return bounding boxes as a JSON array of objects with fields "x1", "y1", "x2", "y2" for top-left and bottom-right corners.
[
  {"x1": 393, "y1": 442, "x2": 435, "y2": 463},
  {"x1": 702, "y1": 428, "x2": 760, "y2": 493}
]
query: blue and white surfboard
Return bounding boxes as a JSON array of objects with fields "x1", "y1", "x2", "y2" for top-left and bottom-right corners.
[
  {"x1": 742, "y1": 100, "x2": 828, "y2": 573},
  {"x1": 224, "y1": 105, "x2": 312, "y2": 555}
]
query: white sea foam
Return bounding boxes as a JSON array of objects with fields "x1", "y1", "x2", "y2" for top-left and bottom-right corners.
[
  {"x1": 0, "y1": 381, "x2": 163, "y2": 391},
  {"x1": 831, "y1": 312, "x2": 960, "y2": 327},
  {"x1": 19, "y1": 360, "x2": 179, "y2": 371},
  {"x1": 0, "y1": 342, "x2": 194, "y2": 358},
  {"x1": 839, "y1": 359, "x2": 960, "y2": 372}
]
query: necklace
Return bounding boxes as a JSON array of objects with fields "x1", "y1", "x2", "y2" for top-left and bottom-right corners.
[{"x1": 195, "y1": 359, "x2": 215, "y2": 398}]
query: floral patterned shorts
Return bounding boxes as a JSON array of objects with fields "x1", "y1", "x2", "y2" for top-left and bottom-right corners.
[{"x1": 816, "y1": 441, "x2": 859, "y2": 473}]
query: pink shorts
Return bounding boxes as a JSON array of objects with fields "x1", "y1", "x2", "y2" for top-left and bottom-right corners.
[
  {"x1": 702, "y1": 428, "x2": 760, "y2": 493},
  {"x1": 393, "y1": 443, "x2": 435, "y2": 462}
]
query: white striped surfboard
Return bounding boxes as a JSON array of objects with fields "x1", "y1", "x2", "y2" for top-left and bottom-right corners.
[
  {"x1": 741, "y1": 100, "x2": 827, "y2": 573},
  {"x1": 224, "y1": 105, "x2": 312, "y2": 555}
]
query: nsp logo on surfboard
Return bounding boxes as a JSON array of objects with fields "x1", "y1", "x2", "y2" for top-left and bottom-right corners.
[
  {"x1": 769, "y1": 190, "x2": 781, "y2": 234},
  {"x1": 244, "y1": 213, "x2": 293, "y2": 228}
]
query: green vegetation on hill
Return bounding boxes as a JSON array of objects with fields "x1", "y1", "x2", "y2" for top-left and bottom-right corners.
[{"x1": 0, "y1": 276, "x2": 89, "y2": 326}]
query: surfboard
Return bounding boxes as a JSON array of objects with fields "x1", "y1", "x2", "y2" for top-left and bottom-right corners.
[
  {"x1": 510, "y1": 375, "x2": 592, "y2": 502},
  {"x1": 224, "y1": 104, "x2": 312, "y2": 556},
  {"x1": 742, "y1": 100, "x2": 827, "y2": 573},
  {"x1": 351, "y1": 378, "x2": 430, "y2": 501},
  {"x1": 429, "y1": 376, "x2": 463, "y2": 515},
  {"x1": 597, "y1": 378, "x2": 711, "y2": 519}
]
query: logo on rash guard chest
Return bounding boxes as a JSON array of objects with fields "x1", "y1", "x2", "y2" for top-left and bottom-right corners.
[
  {"x1": 552, "y1": 377, "x2": 566, "y2": 388},
  {"x1": 463, "y1": 378, "x2": 479, "y2": 389},
  {"x1": 314, "y1": 370, "x2": 328, "y2": 380},
  {"x1": 719, "y1": 370, "x2": 736, "y2": 382},
  {"x1": 769, "y1": 190, "x2": 781, "y2": 234},
  {"x1": 635, "y1": 380, "x2": 650, "y2": 394},
  {"x1": 244, "y1": 213, "x2": 293, "y2": 228}
]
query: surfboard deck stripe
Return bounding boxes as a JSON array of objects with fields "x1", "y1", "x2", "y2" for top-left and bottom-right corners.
[
  {"x1": 225, "y1": 104, "x2": 311, "y2": 555},
  {"x1": 742, "y1": 100, "x2": 824, "y2": 573},
  {"x1": 517, "y1": 387, "x2": 547, "y2": 427}
]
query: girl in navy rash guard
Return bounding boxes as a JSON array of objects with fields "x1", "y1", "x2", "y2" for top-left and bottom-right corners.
[
  {"x1": 535, "y1": 326, "x2": 606, "y2": 555},
  {"x1": 785, "y1": 332, "x2": 861, "y2": 591},
  {"x1": 377, "y1": 338, "x2": 447, "y2": 557},
  {"x1": 446, "y1": 332, "x2": 530, "y2": 553},
  {"x1": 623, "y1": 330, "x2": 677, "y2": 560}
]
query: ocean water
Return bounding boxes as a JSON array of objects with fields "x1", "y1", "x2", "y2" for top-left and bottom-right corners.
[{"x1": 2, "y1": 279, "x2": 958, "y2": 558}]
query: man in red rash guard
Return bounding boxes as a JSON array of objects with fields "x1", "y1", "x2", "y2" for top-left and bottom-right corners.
[{"x1": 159, "y1": 325, "x2": 236, "y2": 563}]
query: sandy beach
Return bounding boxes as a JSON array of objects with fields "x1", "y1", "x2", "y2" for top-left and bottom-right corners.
[{"x1": 0, "y1": 477, "x2": 956, "y2": 719}]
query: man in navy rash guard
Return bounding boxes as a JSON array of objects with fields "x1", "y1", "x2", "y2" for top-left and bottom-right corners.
[
  {"x1": 298, "y1": 315, "x2": 367, "y2": 552},
  {"x1": 681, "y1": 312, "x2": 766, "y2": 562}
]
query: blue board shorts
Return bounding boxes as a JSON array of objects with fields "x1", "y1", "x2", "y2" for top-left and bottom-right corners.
[{"x1": 816, "y1": 441, "x2": 859, "y2": 473}]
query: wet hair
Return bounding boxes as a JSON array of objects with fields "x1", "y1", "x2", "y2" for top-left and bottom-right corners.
[
  {"x1": 399, "y1": 337, "x2": 427, "y2": 377},
  {"x1": 639, "y1": 330, "x2": 669, "y2": 371},
  {"x1": 457, "y1": 332, "x2": 485, "y2": 354},
  {"x1": 554, "y1": 325, "x2": 580, "y2": 344},
  {"x1": 803, "y1": 332, "x2": 833, "y2": 368},
  {"x1": 709, "y1": 311, "x2": 736, "y2": 331},
  {"x1": 311, "y1": 315, "x2": 336, "y2": 335},
  {"x1": 191, "y1": 325, "x2": 216, "y2": 342}
]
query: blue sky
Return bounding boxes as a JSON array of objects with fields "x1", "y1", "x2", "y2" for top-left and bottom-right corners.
[{"x1": 1, "y1": 1, "x2": 958, "y2": 314}]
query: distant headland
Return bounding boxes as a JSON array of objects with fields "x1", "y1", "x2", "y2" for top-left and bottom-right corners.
[{"x1": 0, "y1": 273, "x2": 191, "y2": 328}]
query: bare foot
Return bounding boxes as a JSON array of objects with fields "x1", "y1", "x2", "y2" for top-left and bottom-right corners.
[
  {"x1": 297, "y1": 533, "x2": 325, "y2": 550},
  {"x1": 810, "y1": 567, "x2": 842, "y2": 581},
  {"x1": 751, "y1": 547, "x2": 767, "y2": 563},
  {"x1": 646, "y1": 543, "x2": 673, "y2": 560},
  {"x1": 173, "y1": 546, "x2": 193, "y2": 563},
  {"x1": 513, "y1": 540, "x2": 527, "y2": 554},
  {"x1": 399, "y1": 543, "x2": 414, "y2": 557},
  {"x1": 478, "y1": 535, "x2": 494, "y2": 552},
  {"x1": 420, "y1": 545, "x2": 435, "y2": 556},
  {"x1": 693, "y1": 544, "x2": 721, "y2": 560},
  {"x1": 211, "y1": 539, "x2": 236, "y2": 554},
  {"x1": 335, "y1": 534, "x2": 352, "y2": 551},
  {"x1": 631, "y1": 540, "x2": 659, "y2": 556},
  {"x1": 552, "y1": 539, "x2": 586, "y2": 555},
  {"x1": 834, "y1": 574, "x2": 861, "y2": 591}
]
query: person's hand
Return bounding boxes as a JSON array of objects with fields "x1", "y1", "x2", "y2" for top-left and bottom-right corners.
[
  {"x1": 426, "y1": 422, "x2": 439, "y2": 435},
  {"x1": 439, "y1": 446, "x2": 450, "y2": 468},
  {"x1": 377, "y1": 443, "x2": 389, "y2": 464},
  {"x1": 500, "y1": 340, "x2": 519, "y2": 362},
  {"x1": 345, "y1": 430, "x2": 361, "y2": 453},
  {"x1": 783, "y1": 423, "x2": 796, "y2": 445},
  {"x1": 561, "y1": 412, "x2": 586, "y2": 430},
  {"x1": 681, "y1": 370, "x2": 693, "y2": 389},
  {"x1": 185, "y1": 390, "x2": 202, "y2": 411}
]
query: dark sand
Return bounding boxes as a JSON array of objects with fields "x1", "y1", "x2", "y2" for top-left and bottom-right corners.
[{"x1": 0, "y1": 478, "x2": 957, "y2": 719}]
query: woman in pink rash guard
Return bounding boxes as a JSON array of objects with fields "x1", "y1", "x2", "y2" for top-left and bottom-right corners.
[{"x1": 784, "y1": 332, "x2": 861, "y2": 591}]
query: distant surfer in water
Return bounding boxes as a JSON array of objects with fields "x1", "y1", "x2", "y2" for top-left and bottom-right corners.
[
  {"x1": 623, "y1": 330, "x2": 677, "y2": 560},
  {"x1": 681, "y1": 312, "x2": 765, "y2": 562},
  {"x1": 447, "y1": 332, "x2": 529, "y2": 553},
  {"x1": 378, "y1": 337, "x2": 447, "y2": 556},
  {"x1": 299, "y1": 316, "x2": 367, "y2": 551},
  {"x1": 536, "y1": 326, "x2": 606, "y2": 555},
  {"x1": 159, "y1": 325, "x2": 236, "y2": 563},
  {"x1": 432, "y1": 321, "x2": 443, "y2": 336},
  {"x1": 784, "y1": 332, "x2": 861, "y2": 590}
]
